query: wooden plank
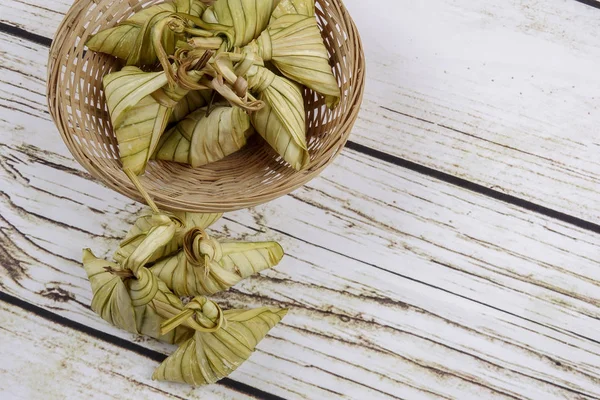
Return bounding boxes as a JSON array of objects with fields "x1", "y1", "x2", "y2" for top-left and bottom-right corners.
[
  {"x1": 1, "y1": 0, "x2": 600, "y2": 223},
  {"x1": 350, "y1": 0, "x2": 600, "y2": 222},
  {"x1": 4, "y1": 135, "x2": 600, "y2": 399},
  {"x1": 0, "y1": 0, "x2": 69, "y2": 38},
  {"x1": 0, "y1": 300, "x2": 257, "y2": 400},
  {"x1": 2, "y1": 32, "x2": 600, "y2": 399}
]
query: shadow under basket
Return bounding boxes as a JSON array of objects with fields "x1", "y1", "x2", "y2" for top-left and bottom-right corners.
[{"x1": 47, "y1": 0, "x2": 365, "y2": 213}]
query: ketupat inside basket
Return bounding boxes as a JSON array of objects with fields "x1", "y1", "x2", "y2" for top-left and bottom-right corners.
[{"x1": 47, "y1": 0, "x2": 365, "y2": 213}]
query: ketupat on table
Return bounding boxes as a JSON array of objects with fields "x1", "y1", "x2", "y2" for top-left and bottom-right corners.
[{"x1": 1, "y1": 0, "x2": 600, "y2": 398}]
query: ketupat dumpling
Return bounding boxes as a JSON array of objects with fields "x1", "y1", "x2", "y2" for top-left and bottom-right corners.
[
  {"x1": 114, "y1": 210, "x2": 222, "y2": 266},
  {"x1": 153, "y1": 297, "x2": 288, "y2": 385},
  {"x1": 103, "y1": 66, "x2": 209, "y2": 175},
  {"x1": 169, "y1": 90, "x2": 213, "y2": 123},
  {"x1": 82, "y1": 249, "x2": 193, "y2": 344},
  {"x1": 244, "y1": 13, "x2": 340, "y2": 107},
  {"x1": 246, "y1": 65, "x2": 310, "y2": 170},
  {"x1": 86, "y1": 0, "x2": 208, "y2": 66},
  {"x1": 202, "y1": 0, "x2": 277, "y2": 47},
  {"x1": 150, "y1": 228, "x2": 284, "y2": 296},
  {"x1": 155, "y1": 105, "x2": 254, "y2": 167},
  {"x1": 103, "y1": 67, "x2": 170, "y2": 175}
]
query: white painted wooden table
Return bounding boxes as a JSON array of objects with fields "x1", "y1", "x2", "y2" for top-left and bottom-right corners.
[{"x1": 1, "y1": 0, "x2": 600, "y2": 398}]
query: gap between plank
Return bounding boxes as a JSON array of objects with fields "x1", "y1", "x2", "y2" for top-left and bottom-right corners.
[
  {"x1": 0, "y1": 291, "x2": 286, "y2": 400},
  {"x1": 345, "y1": 144, "x2": 600, "y2": 234},
  {"x1": 2, "y1": 21, "x2": 599, "y2": 236},
  {"x1": 574, "y1": 0, "x2": 600, "y2": 10},
  {"x1": 0, "y1": 23, "x2": 51, "y2": 47}
]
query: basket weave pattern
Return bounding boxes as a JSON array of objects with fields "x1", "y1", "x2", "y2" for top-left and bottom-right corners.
[{"x1": 47, "y1": 0, "x2": 365, "y2": 212}]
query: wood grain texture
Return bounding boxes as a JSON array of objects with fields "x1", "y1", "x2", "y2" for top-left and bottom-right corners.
[
  {"x1": 1, "y1": 0, "x2": 600, "y2": 222},
  {"x1": 351, "y1": 0, "x2": 600, "y2": 222},
  {"x1": 2, "y1": 31, "x2": 600, "y2": 399},
  {"x1": 0, "y1": 300, "x2": 256, "y2": 400}
]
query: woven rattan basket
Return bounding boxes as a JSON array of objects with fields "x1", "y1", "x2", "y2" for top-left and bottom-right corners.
[{"x1": 47, "y1": 0, "x2": 365, "y2": 212}]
